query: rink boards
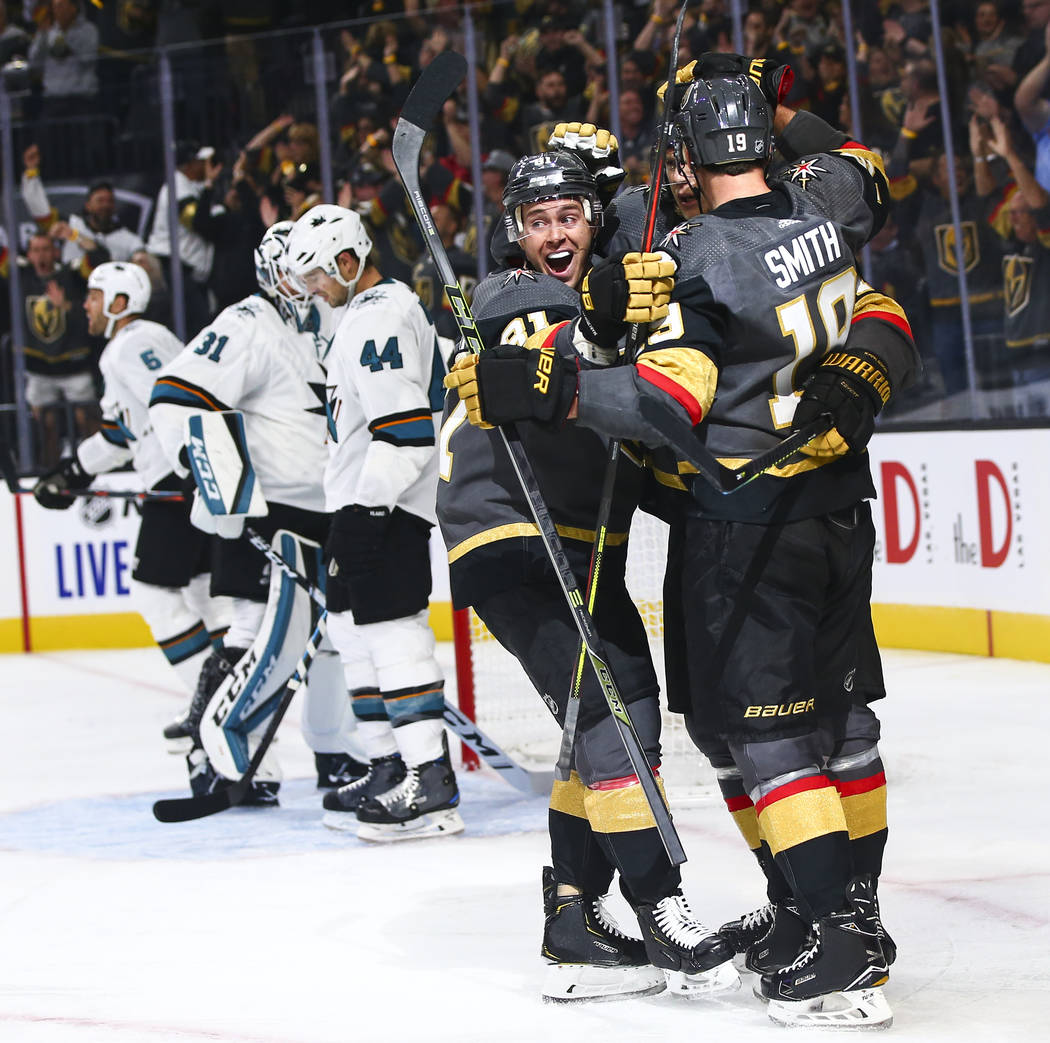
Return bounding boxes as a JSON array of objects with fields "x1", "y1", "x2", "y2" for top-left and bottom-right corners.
[{"x1": 2, "y1": 427, "x2": 1049, "y2": 661}]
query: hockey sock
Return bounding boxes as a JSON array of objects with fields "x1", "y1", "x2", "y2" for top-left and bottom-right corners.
[
  {"x1": 549, "y1": 771, "x2": 617, "y2": 896},
  {"x1": 352, "y1": 689, "x2": 399, "y2": 760},
  {"x1": 829, "y1": 747, "x2": 888, "y2": 882},
  {"x1": 132, "y1": 580, "x2": 214, "y2": 695},
  {"x1": 714, "y1": 761, "x2": 794, "y2": 903},
  {"x1": 755, "y1": 773, "x2": 852, "y2": 920},
  {"x1": 582, "y1": 776, "x2": 681, "y2": 906},
  {"x1": 391, "y1": 711, "x2": 446, "y2": 767}
]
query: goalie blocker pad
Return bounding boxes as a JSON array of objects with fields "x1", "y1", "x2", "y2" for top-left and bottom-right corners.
[
  {"x1": 200, "y1": 530, "x2": 325, "y2": 779},
  {"x1": 184, "y1": 411, "x2": 268, "y2": 519}
]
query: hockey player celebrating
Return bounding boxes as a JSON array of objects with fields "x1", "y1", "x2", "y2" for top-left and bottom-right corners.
[
  {"x1": 286, "y1": 203, "x2": 461, "y2": 842},
  {"x1": 149, "y1": 222, "x2": 365, "y2": 802},
  {"x1": 446, "y1": 72, "x2": 919, "y2": 1027},
  {"x1": 32, "y1": 261, "x2": 227, "y2": 699},
  {"x1": 442, "y1": 143, "x2": 736, "y2": 1001}
]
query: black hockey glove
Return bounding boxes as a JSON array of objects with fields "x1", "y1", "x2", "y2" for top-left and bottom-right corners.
[
  {"x1": 32, "y1": 455, "x2": 93, "y2": 510},
  {"x1": 326, "y1": 503, "x2": 392, "y2": 577},
  {"x1": 578, "y1": 251, "x2": 676, "y2": 346},
  {"x1": 443, "y1": 344, "x2": 579, "y2": 430},
  {"x1": 793, "y1": 351, "x2": 892, "y2": 458},
  {"x1": 692, "y1": 52, "x2": 794, "y2": 107}
]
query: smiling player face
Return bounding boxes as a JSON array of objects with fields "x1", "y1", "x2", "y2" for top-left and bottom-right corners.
[{"x1": 518, "y1": 198, "x2": 594, "y2": 290}]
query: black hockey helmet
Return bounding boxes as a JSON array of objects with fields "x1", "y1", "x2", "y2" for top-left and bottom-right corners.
[
  {"x1": 672, "y1": 74, "x2": 774, "y2": 170},
  {"x1": 502, "y1": 151, "x2": 602, "y2": 241}
]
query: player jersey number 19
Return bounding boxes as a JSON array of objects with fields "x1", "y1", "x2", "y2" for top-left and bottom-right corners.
[{"x1": 770, "y1": 267, "x2": 856, "y2": 428}]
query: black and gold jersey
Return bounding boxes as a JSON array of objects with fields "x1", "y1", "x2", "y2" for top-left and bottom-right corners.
[{"x1": 435, "y1": 268, "x2": 648, "y2": 608}]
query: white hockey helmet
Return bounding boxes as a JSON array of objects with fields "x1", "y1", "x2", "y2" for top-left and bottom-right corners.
[
  {"x1": 286, "y1": 204, "x2": 373, "y2": 297},
  {"x1": 255, "y1": 220, "x2": 310, "y2": 324},
  {"x1": 87, "y1": 261, "x2": 151, "y2": 338}
]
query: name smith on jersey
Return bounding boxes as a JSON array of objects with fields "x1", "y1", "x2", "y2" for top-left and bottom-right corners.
[{"x1": 764, "y1": 221, "x2": 843, "y2": 288}]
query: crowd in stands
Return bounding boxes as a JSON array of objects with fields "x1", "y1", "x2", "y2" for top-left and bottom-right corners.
[{"x1": 2, "y1": 0, "x2": 1050, "y2": 467}]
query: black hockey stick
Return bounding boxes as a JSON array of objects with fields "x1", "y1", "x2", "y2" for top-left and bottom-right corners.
[
  {"x1": 638, "y1": 397, "x2": 833, "y2": 492},
  {"x1": 394, "y1": 52, "x2": 685, "y2": 864},
  {"x1": 245, "y1": 526, "x2": 552, "y2": 795},
  {"x1": 152, "y1": 612, "x2": 328, "y2": 823},
  {"x1": 555, "y1": 0, "x2": 693, "y2": 782}
]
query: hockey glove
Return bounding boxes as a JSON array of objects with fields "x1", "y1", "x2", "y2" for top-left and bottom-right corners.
[
  {"x1": 32, "y1": 455, "x2": 93, "y2": 510},
  {"x1": 327, "y1": 503, "x2": 392, "y2": 577},
  {"x1": 692, "y1": 52, "x2": 794, "y2": 107},
  {"x1": 443, "y1": 344, "x2": 579, "y2": 430},
  {"x1": 793, "y1": 351, "x2": 892, "y2": 458},
  {"x1": 548, "y1": 122, "x2": 619, "y2": 166},
  {"x1": 656, "y1": 60, "x2": 698, "y2": 105},
  {"x1": 578, "y1": 251, "x2": 676, "y2": 346},
  {"x1": 547, "y1": 123, "x2": 626, "y2": 206}
]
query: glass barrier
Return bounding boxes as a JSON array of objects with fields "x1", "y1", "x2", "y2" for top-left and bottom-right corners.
[{"x1": 2, "y1": 0, "x2": 1048, "y2": 474}]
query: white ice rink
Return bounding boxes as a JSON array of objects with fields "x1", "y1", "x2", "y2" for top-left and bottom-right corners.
[{"x1": 1, "y1": 644, "x2": 1048, "y2": 1042}]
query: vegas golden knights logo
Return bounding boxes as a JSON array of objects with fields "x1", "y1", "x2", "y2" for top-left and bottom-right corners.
[
  {"x1": 414, "y1": 272, "x2": 434, "y2": 311},
  {"x1": 934, "y1": 221, "x2": 979, "y2": 274},
  {"x1": 25, "y1": 294, "x2": 66, "y2": 344},
  {"x1": 1003, "y1": 255, "x2": 1032, "y2": 318}
]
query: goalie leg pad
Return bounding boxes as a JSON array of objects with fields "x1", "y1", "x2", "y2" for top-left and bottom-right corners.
[
  {"x1": 300, "y1": 636, "x2": 366, "y2": 759},
  {"x1": 199, "y1": 531, "x2": 322, "y2": 779}
]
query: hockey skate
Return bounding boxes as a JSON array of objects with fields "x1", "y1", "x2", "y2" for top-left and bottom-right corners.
[
  {"x1": 354, "y1": 755, "x2": 464, "y2": 842},
  {"x1": 186, "y1": 745, "x2": 280, "y2": 807},
  {"x1": 759, "y1": 878, "x2": 892, "y2": 1029},
  {"x1": 540, "y1": 867, "x2": 664, "y2": 1003},
  {"x1": 634, "y1": 893, "x2": 740, "y2": 997},
  {"x1": 163, "y1": 646, "x2": 245, "y2": 753},
  {"x1": 719, "y1": 901, "x2": 809, "y2": 974},
  {"x1": 315, "y1": 751, "x2": 369, "y2": 789},
  {"x1": 321, "y1": 754, "x2": 406, "y2": 830}
]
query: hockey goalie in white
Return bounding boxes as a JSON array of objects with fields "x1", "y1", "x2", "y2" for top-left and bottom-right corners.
[
  {"x1": 148, "y1": 223, "x2": 367, "y2": 805},
  {"x1": 287, "y1": 203, "x2": 462, "y2": 842}
]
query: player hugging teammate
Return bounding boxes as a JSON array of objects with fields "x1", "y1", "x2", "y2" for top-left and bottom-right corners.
[{"x1": 446, "y1": 53, "x2": 918, "y2": 1027}]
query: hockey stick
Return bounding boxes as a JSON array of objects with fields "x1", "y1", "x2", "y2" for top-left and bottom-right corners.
[
  {"x1": 555, "y1": 0, "x2": 693, "y2": 783},
  {"x1": 0, "y1": 432, "x2": 185, "y2": 500},
  {"x1": 152, "y1": 611, "x2": 328, "y2": 823},
  {"x1": 638, "y1": 397, "x2": 833, "y2": 493},
  {"x1": 245, "y1": 526, "x2": 551, "y2": 796},
  {"x1": 394, "y1": 52, "x2": 685, "y2": 864}
]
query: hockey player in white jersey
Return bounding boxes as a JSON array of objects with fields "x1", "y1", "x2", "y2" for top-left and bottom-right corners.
[
  {"x1": 149, "y1": 223, "x2": 366, "y2": 801},
  {"x1": 286, "y1": 203, "x2": 462, "y2": 842},
  {"x1": 32, "y1": 261, "x2": 227, "y2": 699}
]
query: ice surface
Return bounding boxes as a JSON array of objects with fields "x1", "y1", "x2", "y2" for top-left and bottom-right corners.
[{"x1": 1, "y1": 645, "x2": 1048, "y2": 1041}]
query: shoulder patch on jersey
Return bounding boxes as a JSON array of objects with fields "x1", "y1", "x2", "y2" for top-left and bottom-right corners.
[
  {"x1": 353, "y1": 285, "x2": 390, "y2": 308},
  {"x1": 661, "y1": 220, "x2": 698, "y2": 250},
  {"x1": 785, "y1": 158, "x2": 828, "y2": 190},
  {"x1": 500, "y1": 268, "x2": 539, "y2": 285}
]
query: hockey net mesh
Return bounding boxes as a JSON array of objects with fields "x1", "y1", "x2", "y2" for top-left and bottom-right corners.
[{"x1": 454, "y1": 513, "x2": 716, "y2": 803}]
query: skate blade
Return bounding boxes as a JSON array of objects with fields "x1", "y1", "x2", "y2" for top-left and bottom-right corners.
[
  {"x1": 322, "y1": 810, "x2": 362, "y2": 832},
  {"x1": 767, "y1": 985, "x2": 893, "y2": 1029},
  {"x1": 356, "y1": 808, "x2": 465, "y2": 843},
  {"x1": 666, "y1": 959, "x2": 741, "y2": 998},
  {"x1": 165, "y1": 737, "x2": 193, "y2": 755},
  {"x1": 542, "y1": 962, "x2": 666, "y2": 1004}
]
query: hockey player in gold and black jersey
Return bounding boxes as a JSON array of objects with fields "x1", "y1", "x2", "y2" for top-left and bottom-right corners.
[
  {"x1": 439, "y1": 138, "x2": 738, "y2": 1002},
  {"x1": 447, "y1": 68, "x2": 920, "y2": 1028}
]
